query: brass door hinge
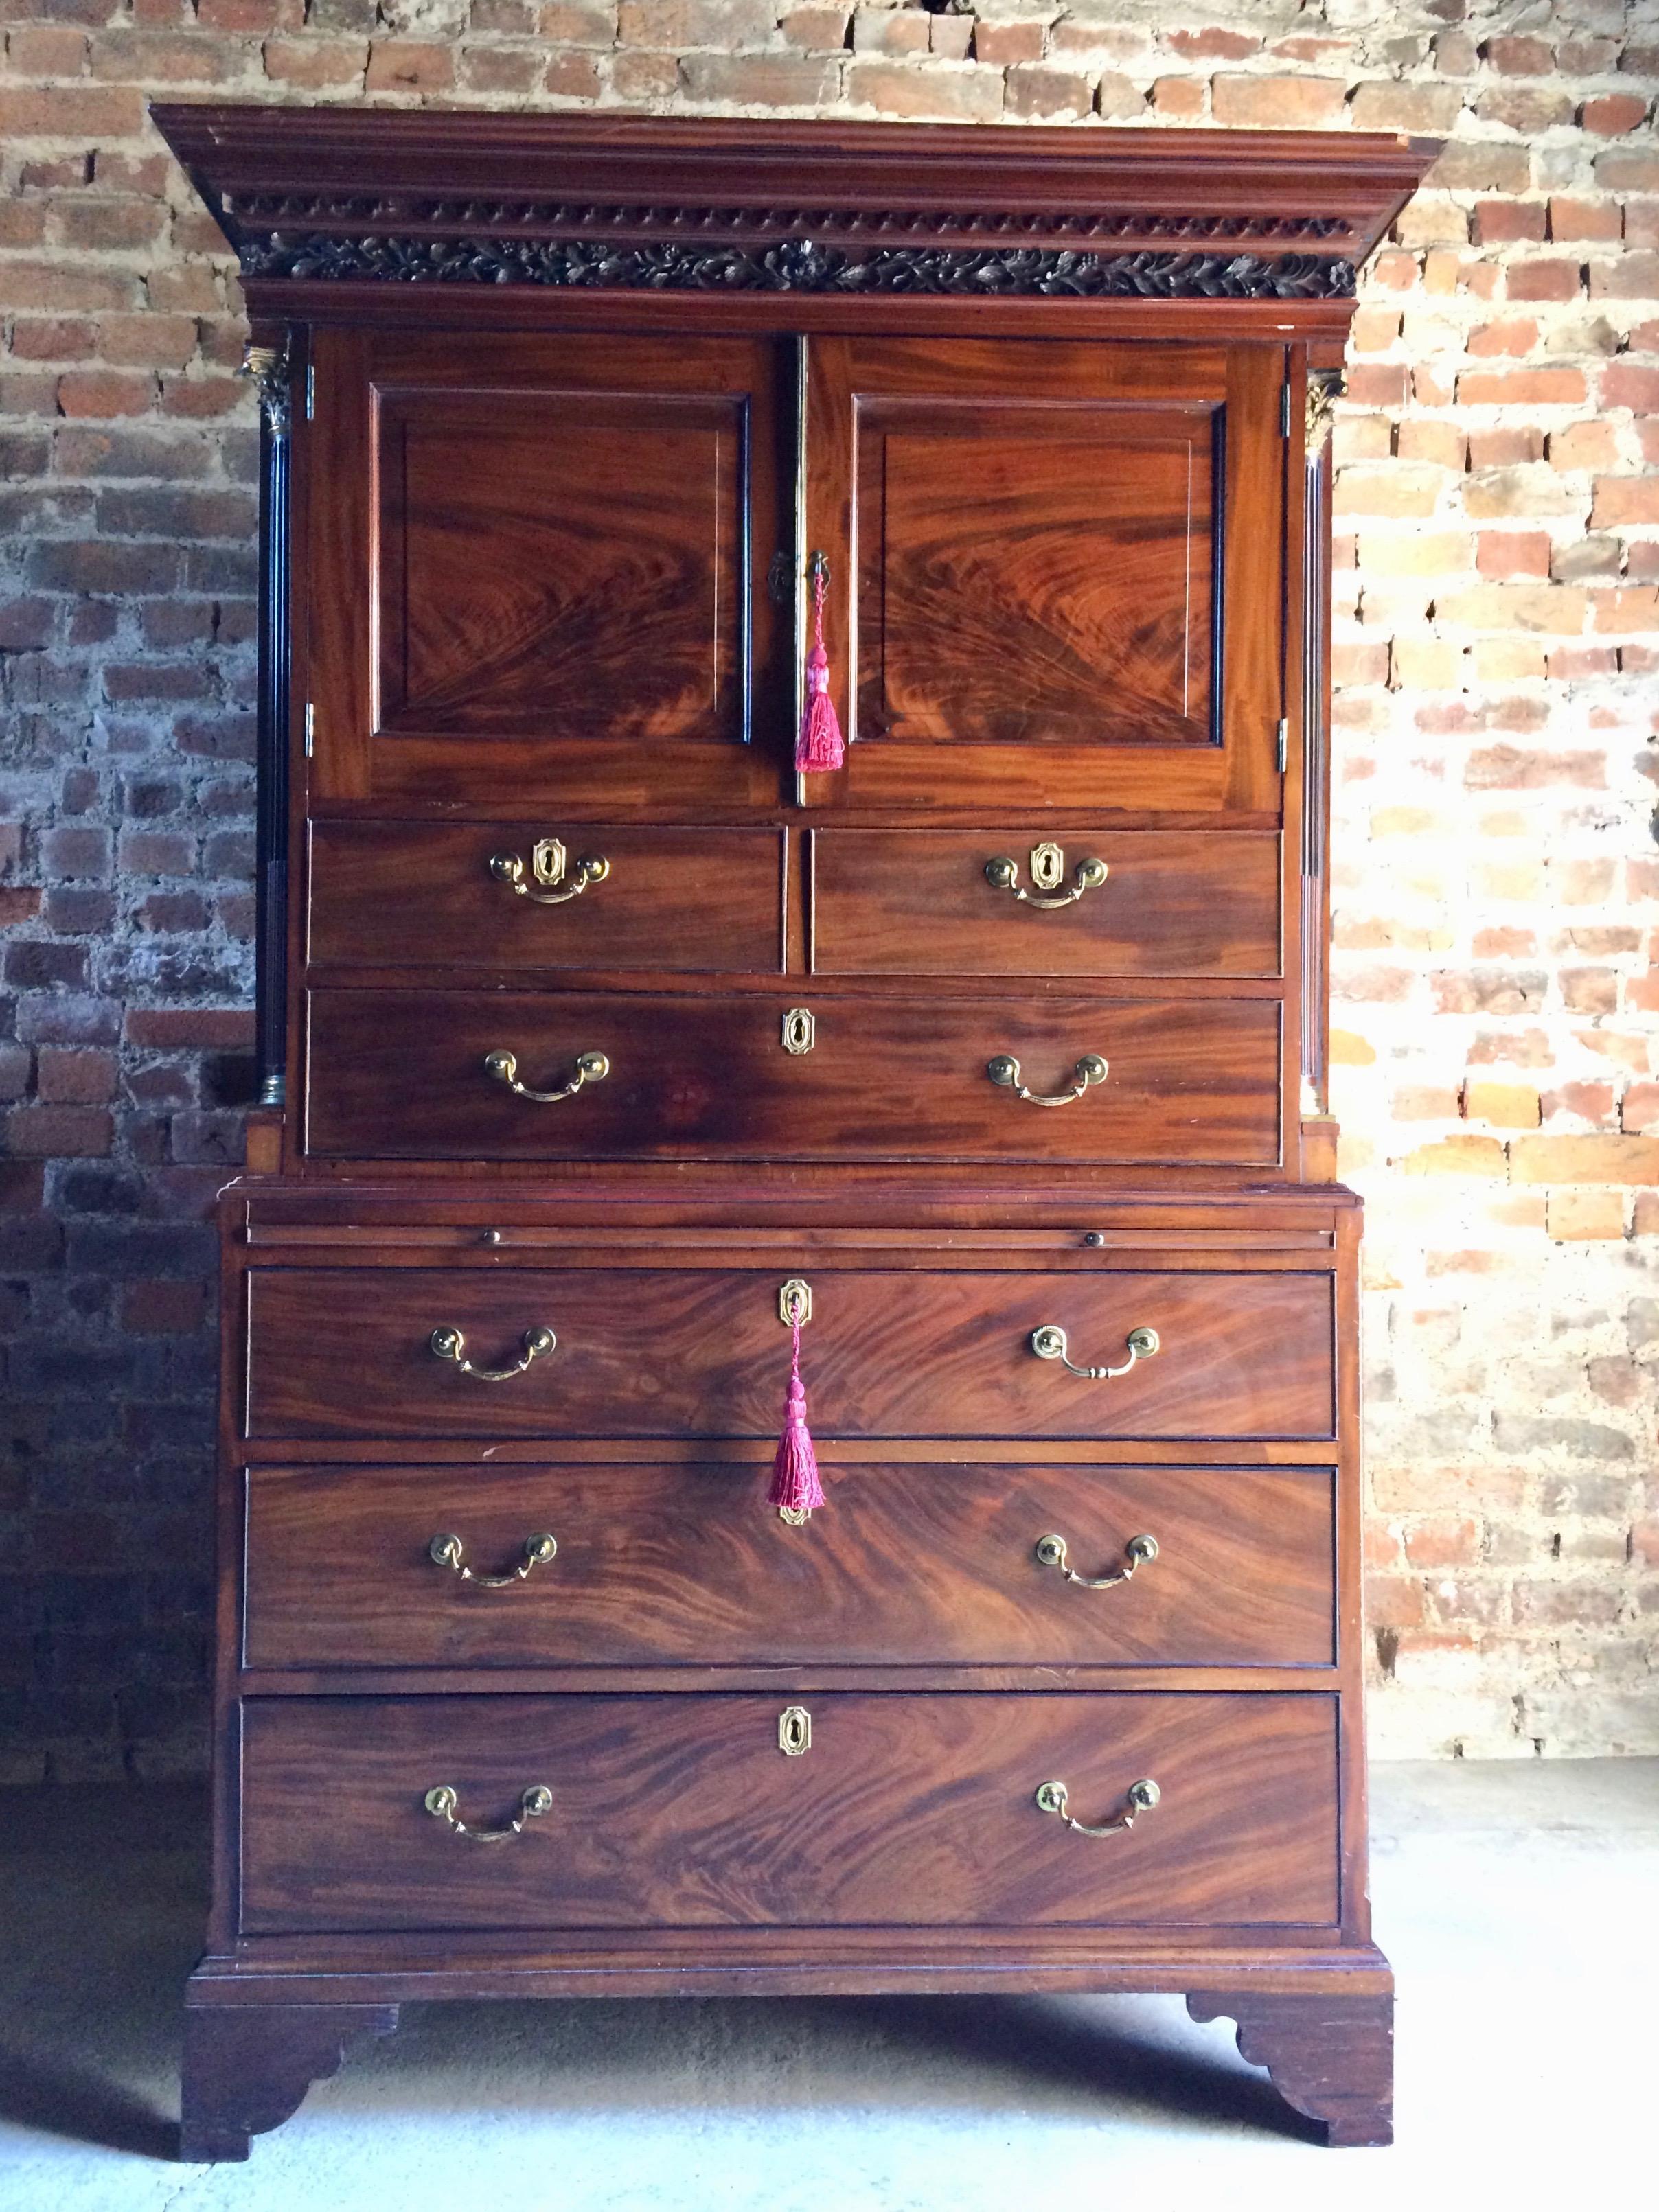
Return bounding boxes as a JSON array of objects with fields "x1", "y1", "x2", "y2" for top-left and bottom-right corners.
[
  {"x1": 1277, "y1": 717, "x2": 1289, "y2": 774},
  {"x1": 1281, "y1": 382, "x2": 1292, "y2": 437},
  {"x1": 304, "y1": 702, "x2": 314, "y2": 758},
  {"x1": 305, "y1": 362, "x2": 314, "y2": 421}
]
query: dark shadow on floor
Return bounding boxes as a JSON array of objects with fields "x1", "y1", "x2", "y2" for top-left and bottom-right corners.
[
  {"x1": 0, "y1": 1786, "x2": 1304, "y2": 2161},
  {"x1": 0, "y1": 2047, "x2": 178, "y2": 2163},
  {"x1": 838, "y1": 1996, "x2": 1314, "y2": 2141}
]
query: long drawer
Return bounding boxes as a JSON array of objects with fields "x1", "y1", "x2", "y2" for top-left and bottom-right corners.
[
  {"x1": 303, "y1": 988, "x2": 1283, "y2": 1166},
  {"x1": 239, "y1": 1692, "x2": 1340, "y2": 1932},
  {"x1": 242, "y1": 1462, "x2": 1337, "y2": 1670},
  {"x1": 242, "y1": 1265, "x2": 1336, "y2": 1441},
  {"x1": 812, "y1": 829, "x2": 1281, "y2": 978},
  {"x1": 308, "y1": 822, "x2": 785, "y2": 973}
]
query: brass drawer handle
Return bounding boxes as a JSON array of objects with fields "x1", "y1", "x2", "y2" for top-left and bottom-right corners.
[
  {"x1": 1034, "y1": 1777, "x2": 1160, "y2": 1839},
  {"x1": 987, "y1": 1053, "x2": 1107, "y2": 1107},
  {"x1": 485, "y1": 1048, "x2": 609, "y2": 1103},
  {"x1": 424, "y1": 1783, "x2": 552, "y2": 1843},
  {"x1": 428, "y1": 1532, "x2": 557, "y2": 1587},
  {"x1": 985, "y1": 851, "x2": 1108, "y2": 909},
  {"x1": 1035, "y1": 1531, "x2": 1158, "y2": 1588},
  {"x1": 429, "y1": 1324, "x2": 556, "y2": 1381},
  {"x1": 490, "y1": 837, "x2": 609, "y2": 905},
  {"x1": 1029, "y1": 1323, "x2": 1159, "y2": 1379}
]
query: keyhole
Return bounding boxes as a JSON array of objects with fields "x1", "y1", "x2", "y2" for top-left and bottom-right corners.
[
  {"x1": 530, "y1": 837, "x2": 567, "y2": 888},
  {"x1": 778, "y1": 1706, "x2": 812, "y2": 1756},
  {"x1": 1029, "y1": 842, "x2": 1064, "y2": 892}
]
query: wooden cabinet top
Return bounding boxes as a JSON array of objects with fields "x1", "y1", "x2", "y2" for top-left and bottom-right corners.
[{"x1": 154, "y1": 106, "x2": 1435, "y2": 327}]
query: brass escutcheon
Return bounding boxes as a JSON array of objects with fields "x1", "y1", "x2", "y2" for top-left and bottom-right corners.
[
  {"x1": 778, "y1": 1706, "x2": 812, "y2": 1756},
  {"x1": 984, "y1": 846, "x2": 1108, "y2": 910},
  {"x1": 1029, "y1": 841, "x2": 1066, "y2": 892},
  {"x1": 489, "y1": 837, "x2": 610, "y2": 905},
  {"x1": 778, "y1": 1278, "x2": 812, "y2": 1327},
  {"x1": 781, "y1": 1006, "x2": 816, "y2": 1055}
]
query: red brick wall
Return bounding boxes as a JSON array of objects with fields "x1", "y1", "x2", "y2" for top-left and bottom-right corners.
[{"x1": 1, "y1": 1, "x2": 1655, "y2": 1777}]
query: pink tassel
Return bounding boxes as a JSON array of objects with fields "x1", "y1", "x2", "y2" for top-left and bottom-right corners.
[
  {"x1": 796, "y1": 564, "x2": 845, "y2": 774},
  {"x1": 768, "y1": 1315, "x2": 826, "y2": 1518}
]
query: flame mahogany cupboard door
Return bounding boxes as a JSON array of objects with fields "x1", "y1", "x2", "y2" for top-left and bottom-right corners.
[
  {"x1": 305, "y1": 328, "x2": 793, "y2": 814},
  {"x1": 803, "y1": 336, "x2": 1285, "y2": 818}
]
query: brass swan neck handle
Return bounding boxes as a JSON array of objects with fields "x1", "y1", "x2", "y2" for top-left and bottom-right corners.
[
  {"x1": 429, "y1": 1324, "x2": 556, "y2": 1381},
  {"x1": 987, "y1": 1053, "x2": 1108, "y2": 1107},
  {"x1": 490, "y1": 837, "x2": 609, "y2": 905},
  {"x1": 985, "y1": 851, "x2": 1108, "y2": 909},
  {"x1": 1029, "y1": 1324, "x2": 1159, "y2": 1380},
  {"x1": 484, "y1": 1048, "x2": 609, "y2": 1103},
  {"x1": 424, "y1": 1784, "x2": 553, "y2": 1843},
  {"x1": 1034, "y1": 1777, "x2": 1160, "y2": 1838},
  {"x1": 428, "y1": 1532, "x2": 557, "y2": 1587},
  {"x1": 1034, "y1": 1532, "x2": 1158, "y2": 1589}
]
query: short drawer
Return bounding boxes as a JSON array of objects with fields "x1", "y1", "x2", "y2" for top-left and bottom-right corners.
[
  {"x1": 239, "y1": 1691, "x2": 1339, "y2": 1933},
  {"x1": 243, "y1": 1265, "x2": 1335, "y2": 1442},
  {"x1": 307, "y1": 822, "x2": 783, "y2": 974},
  {"x1": 242, "y1": 1462, "x2": 1337, "y2": 1671},
  {"x1": 812, "y1": 829, "x2": 1281, "y2": 978},
  {"x1": 304, "y1": 988, "x2": 1283, "y2": 1167}
]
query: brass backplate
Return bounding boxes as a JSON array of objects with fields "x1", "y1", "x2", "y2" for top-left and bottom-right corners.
[
  {"x1": 778, "y1": 1706, "x2": 812, "y2": 1756},
  {"x1": 1029, "y1": 841, "x2": 1064, "y2": 892},
  {"x1": 530, "y1": 836, "x2": 567, "y2": 888},
  {"x1": 781, "y1": 1006, "x2": 815, "y2": 1055},
  {"x1": 779, "y1": 1278, "x2": 812, "y2": 1326}
]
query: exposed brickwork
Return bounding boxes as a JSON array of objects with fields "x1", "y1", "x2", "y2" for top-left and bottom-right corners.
[{"x1": 1, "y1": 0, "x2": 1655, "y2": 1775}]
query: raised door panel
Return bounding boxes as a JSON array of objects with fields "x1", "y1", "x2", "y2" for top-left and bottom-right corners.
[
  {"x1": 242, "y1": 1265, "x2": 1335, "y2": 1442},
  {"x1": 866, "y1": 404, "x2": 1213, "y2": 749},
  {"x1": 306, "y1": 330, "x2": 789, "y2": 812},
  {"x1": 239, "y1": 1692, "x2": 1340, "y2": 1932},
  {"x1": 377, "y1": 390, "x2": 742, "y2": 740},
  {"x1": 242, "y1": 1461, "x2": 1337, "y2": 1670},
  {"x1": 804, "y1": 336, "x2": 1284, "y2": 816}
]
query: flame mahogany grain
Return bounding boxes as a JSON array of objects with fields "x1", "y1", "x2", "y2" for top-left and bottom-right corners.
[
  {"x1": 308, "y1": 823, "x2": 787, "y2": 975},
  {"x1": 242, "y1": 1263, "x2": 1335, "y2": 1443},
  {"x1": 810, "y1": 829, "x2": 1282, "y2": 980},
  {"x1": 242, "y1": 1460, "x2": 1337, "y2": 1672},
  {"x1": 302, "y1": 989, "x2": 1285, "y2": 1168},
  {"x1": 238, "y1": 1692, "x2": 1340, "y2": 1934}
]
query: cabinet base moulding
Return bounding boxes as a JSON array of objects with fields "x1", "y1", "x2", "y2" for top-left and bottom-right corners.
[
  {"x1": 1187, "y1": 1988, "x2": 1394, "y2": 2147},
  {"x1": 179, "y1": 1959, "x2": 1392, "y2": 2158},
  {"x1": 179, "y1": 2001, "x2": 400, "y2": 2164}
]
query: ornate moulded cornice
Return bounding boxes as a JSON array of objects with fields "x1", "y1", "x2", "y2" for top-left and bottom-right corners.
[
  {"x1": 152, "y1": 106, "x2": 1432, "y2": 306},
  {"x1": 236, "y1": 234, "x2": 1355, "y2": 299}
]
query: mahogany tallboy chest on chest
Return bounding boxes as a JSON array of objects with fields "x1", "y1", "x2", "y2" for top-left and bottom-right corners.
[{"x1": 155, "y1": 105, "x2": 1435, "y2": 2158}]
